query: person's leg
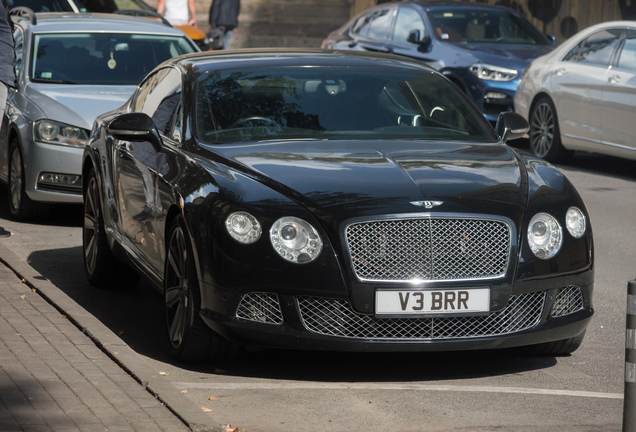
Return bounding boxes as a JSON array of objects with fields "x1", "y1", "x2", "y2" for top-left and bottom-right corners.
[
  {"x1": 0, "y1": 83, "x2": 11, "y2": 237},
  {"x1": 223, "y1": 29, "x2": 234, "y2": 49}
]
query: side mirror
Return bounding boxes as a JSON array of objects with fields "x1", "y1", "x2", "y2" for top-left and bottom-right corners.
[
  {"x1": 407, "y1": 30, "x2": 431, "y2": 48},
  {"x1": 545, "y1": 34, "x2": 556, "y2": 46},
  {"x1": 496, "y1": 112, "x2": 529, "y2": 143},
  {"x1": 107, "y1": 113, "x2": 163, "y2": 152}
]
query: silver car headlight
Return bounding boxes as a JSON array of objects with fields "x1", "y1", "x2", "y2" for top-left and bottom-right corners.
[
  {"x1": 226, "y1": 211, "x2": 262, "y2": 244},
  {"x1": 527, "y1": 213, "x2": 562, "y2": 259},
  {"x1": 469, "y1": 63, "x2": 518, "y2": 82},
  {"x1": 34, "y1": 119, "x2": 89, "y2": 147},
  {"x1": 565, "y1": 207, "x2": 586, "y2": 239},
  {"x1": 270, "y1": 216, "x2": 323, "y2": 264}
]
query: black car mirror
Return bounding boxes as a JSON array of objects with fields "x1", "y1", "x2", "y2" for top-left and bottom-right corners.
[
  {"x1": 407, "y1": 30, "x2": 430, "y2": 48},
  {"x1": 545, "y1": 34, "x2": 557, "y2": 46},
  {"x1": 107, "y1": 113, "x2": 163, "y2": 152},
  {"x1": 495, "y1": 112, "x2": 529, "y2": 143}
]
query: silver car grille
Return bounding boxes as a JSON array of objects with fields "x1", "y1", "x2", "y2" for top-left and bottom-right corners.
[
  {"x1": 298, "y1": 292, "x2": 545, "y2": 340},
  {"x1": 550, "y1": 285, "x2": 584, "y2": 317},
  {"x1": 236, "y1": 292, "x2": 284, "y2": 324},
  {"x1": 345, "y1": 217, "x2": 511, "y2": 282}
]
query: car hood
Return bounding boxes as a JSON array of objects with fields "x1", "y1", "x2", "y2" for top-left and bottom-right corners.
[
  {"x1": 25, "y1": 84, "x2": 137, "y2": 129},
  {"x1": 214, "y1": 139, "x2": 527, "y2": 220},
  {"x1": 455, "y1": 42, "x2": 554, "y2": 68}
]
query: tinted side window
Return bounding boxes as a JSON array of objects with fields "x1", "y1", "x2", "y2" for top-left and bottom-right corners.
[
  {"x1": 355, "y1": 8, "x2": 393, "y2": 40},
  {"x1": 134, "y1": 68, "x2": 183, "y2": 138},
  {"x1": 578, "y1": 29, "x2": 623, "y2": 67},
  {"x1": 617, "y1": 30, "x2": 636, "y2": 72},
  {"x1": 392, "y1": 7, "x2": 425, "y2": 43}
]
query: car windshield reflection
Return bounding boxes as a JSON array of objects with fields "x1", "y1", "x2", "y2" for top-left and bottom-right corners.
[
  {"x1": 195, "y1": 66, "x2": 497, "y2": 144},
  {"x1": 31, "y1": 33, "x2": 196, "y2": 85}
]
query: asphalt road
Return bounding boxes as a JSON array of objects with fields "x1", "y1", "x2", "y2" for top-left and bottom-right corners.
[{"x1": 0, "y1": 143, "x2": 633, "y2": 431}]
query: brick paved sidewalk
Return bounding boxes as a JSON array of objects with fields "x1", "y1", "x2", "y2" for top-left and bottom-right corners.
[{"x1": 0, "y1": 261, "x2": 191, "y2": 432}]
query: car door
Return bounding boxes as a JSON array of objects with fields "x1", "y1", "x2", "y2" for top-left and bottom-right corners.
[
  {"x1": 114, "y1": 67, "x2": 182, "y2": 278},
  {"x1": 384, "y1": 5, "x2": 443, "y2": 70},
  {"x1": 550, "y1": 28, "x2": 623, "y2": 152},
  {"x1": 600, "y1": 28, "x2": 636, "y2": 156}
]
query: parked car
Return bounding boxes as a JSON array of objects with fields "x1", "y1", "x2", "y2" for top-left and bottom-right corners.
[
  {"x1": 0, "y1": 11, "x2": 199, "y2": 220},
  {"x1": 5, "y1": 0, "x2": 211, "y2": 50},
  {"x1": 515, "y1": 21, "x2": 636, "y2": 163},
  {"x1": 81, "y1": 49, "x2": 593, "y2": 362},
  {"x1": 322, "y1": 1, "x2": 555, "y2": 123}
]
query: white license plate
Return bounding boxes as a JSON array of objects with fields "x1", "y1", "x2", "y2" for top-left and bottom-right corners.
[{"x1": 375, "y1": 288, "x2": 490, "y2": 317}]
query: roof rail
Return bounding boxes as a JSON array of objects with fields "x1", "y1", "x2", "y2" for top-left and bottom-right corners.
[
  {"x1": 113, "y1": 9, "x2": 172, "y2": 27},
  {"x1": 9, "y1": 6, "x2": 36, "y2": 25}
]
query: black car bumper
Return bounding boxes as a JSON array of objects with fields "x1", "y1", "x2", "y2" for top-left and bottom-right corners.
[{"x1": 199, "y1": 280, "x2": 593, "y2": 352}]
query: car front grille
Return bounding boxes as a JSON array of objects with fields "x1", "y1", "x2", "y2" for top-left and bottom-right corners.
[
  {"x1": 345, "y1": 217, "x2": 511, "y2": 282},
  {"x1": 236, "y1": 292, "x2": 284, "y2": 324},
  {"x1": 550, "y1": 285, "x2": 584, "y2": 317},
  {"x1": 298, "y1": 292, "x2": 545, "y2": 340}
]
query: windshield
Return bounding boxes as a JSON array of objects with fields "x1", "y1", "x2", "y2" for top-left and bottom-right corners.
[
  {"x1": 6, "y1": 0, "x2": 76, "y2": 12},
  {"x1": 428, "y1": 8, "x2": 550, "y2": 45},
  {"x1": 195, "y1": 65, "x2": 496, "y2": 144},
  {"x1": 31, "y1": 33, "x2": 196, "y2": 85}
]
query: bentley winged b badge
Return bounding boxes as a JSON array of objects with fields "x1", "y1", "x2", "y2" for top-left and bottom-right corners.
[{"x1": 410, "y1": 200, "x2": 444, "y2": 209}]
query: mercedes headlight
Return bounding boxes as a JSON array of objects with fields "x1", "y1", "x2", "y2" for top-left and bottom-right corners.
[
  {"x1": 34, "y1": 120, "x2": 89, "y2": 147},
  {"x1": 226, "y1": 211, "x2": 262, "y2": 244},
  {"x1": 469, "y1": 63, "x2": 518, "y2": 82},
  {"x1": 270, "y1": 216, "x2": 323, "y2": 264},
  {"x1": 527, "y1": 213, "x2": 562, "y2": 259}
]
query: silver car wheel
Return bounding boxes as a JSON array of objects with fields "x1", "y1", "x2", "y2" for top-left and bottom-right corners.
[{"x1": 529, "y1": 101, "x2": 555, "y2": 159}]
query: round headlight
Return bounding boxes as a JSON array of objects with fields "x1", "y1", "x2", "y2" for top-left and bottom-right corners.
[
  {"x1": 565, "y1": 207, "x2": 586, "y2": 239},
  {"x1": 270, "y1": 217, "x2": 323, "y2": 264},
  {"x1": 225, "y1": 212, "x2": 261, "y2": 244},
  {"x1": 38, "y1": 121, "x2": 60, "y2": 141},
  {"x1": 527, "y1": 213, "x2": 562, "y2": 259}
]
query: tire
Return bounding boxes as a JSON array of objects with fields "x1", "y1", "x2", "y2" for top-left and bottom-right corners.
[
  {"x1": 83, "y1": 169, "x2": 140, "y2": 288},
  {"x1": 164, "y1": 216, "x2": 238, "y2": 362},
  {"x1": 528, "y1": 96, "x2": 573, "y2": 163},
  {"x1": 522, "y1": 330, "x2": 586, "y2": 356},
  {"x1": 8, "y1": 139, "x2": 50, "y2": 221}
]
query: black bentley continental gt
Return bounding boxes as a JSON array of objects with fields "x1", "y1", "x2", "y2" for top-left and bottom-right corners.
[{"x1": 81, "y1": 49, "x2": 593, "y2": 362}]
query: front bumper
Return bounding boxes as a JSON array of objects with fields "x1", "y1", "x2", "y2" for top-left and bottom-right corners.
[
  {"x1": 23, "y1": 139, "x2": 84, "y2": 204},
  {"x1": 199, "y1": 279, "x2": 593, "y2": 352}
]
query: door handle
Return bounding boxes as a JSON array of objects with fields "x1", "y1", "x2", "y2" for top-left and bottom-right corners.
[
  {"x1": 556, "y1": 68, "x2": 567, "y2": 76},
  {"x1": 609, "y1": 75, "x2": 621, "y2": 84}
]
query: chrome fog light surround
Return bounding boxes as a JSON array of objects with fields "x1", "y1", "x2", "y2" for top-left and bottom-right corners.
[{"x1": 38, "y1": 172, "x2": 81, "y2": 186}]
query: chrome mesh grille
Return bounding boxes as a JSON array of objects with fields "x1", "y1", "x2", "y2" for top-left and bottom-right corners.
[
  {"x1": 551, "y1": 285, "x2": 584, "y2": 317},
  {"x1": 298, "y1": 292, "x2": 545, "y2": 339},
  {"x1": 345, "y1": 217, "x2": 511, "y2": 281},
  {"x1": 236, "y1": 292, "x2": 283, "y2": 324}
]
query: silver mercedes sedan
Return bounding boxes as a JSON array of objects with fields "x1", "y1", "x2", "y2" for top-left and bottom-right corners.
[
  {"x1": 0, "y1": 11, "x2": 198, "y2": 220},
  {"x1": 514, "y1": 20, "x2": 636, "y2": 163}
]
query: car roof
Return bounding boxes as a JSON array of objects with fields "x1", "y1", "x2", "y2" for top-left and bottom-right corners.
[
  {"x1": 375, "y1": 1, "x2": 524, "y2": 13},
  {"x1": 13, "y1": 11, "x2": 187, "y2": 36},
  {"x1": 163, "y1": 47, "x2": 440, "y2": 72}
]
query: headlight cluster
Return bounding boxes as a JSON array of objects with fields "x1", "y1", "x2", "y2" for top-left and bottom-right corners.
[
  {"x1": 469, "y1": 63, "x2": 518, "y2": 82},
  {"x1": 527, "y1": 207, "x2": 586, "y2": 259},
  {"x1": 34, "y1": 120, "x2": 89, "y2": 147},
  {"x1": 225, "y1": 212, "x2": 323, "y2": 264}
]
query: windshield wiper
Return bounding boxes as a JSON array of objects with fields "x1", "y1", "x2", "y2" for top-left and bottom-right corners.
[{"x1": 32, "y1": 78, "x2": 77, "y2": 84}]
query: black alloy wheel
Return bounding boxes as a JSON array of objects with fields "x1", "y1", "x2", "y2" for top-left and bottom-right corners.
[
  {"x1": 164, "y1": 216, "x2": 237, "y2": 362},
  {"x1": 83, "y1": 169, "x2": 139, "y2": 288}
]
